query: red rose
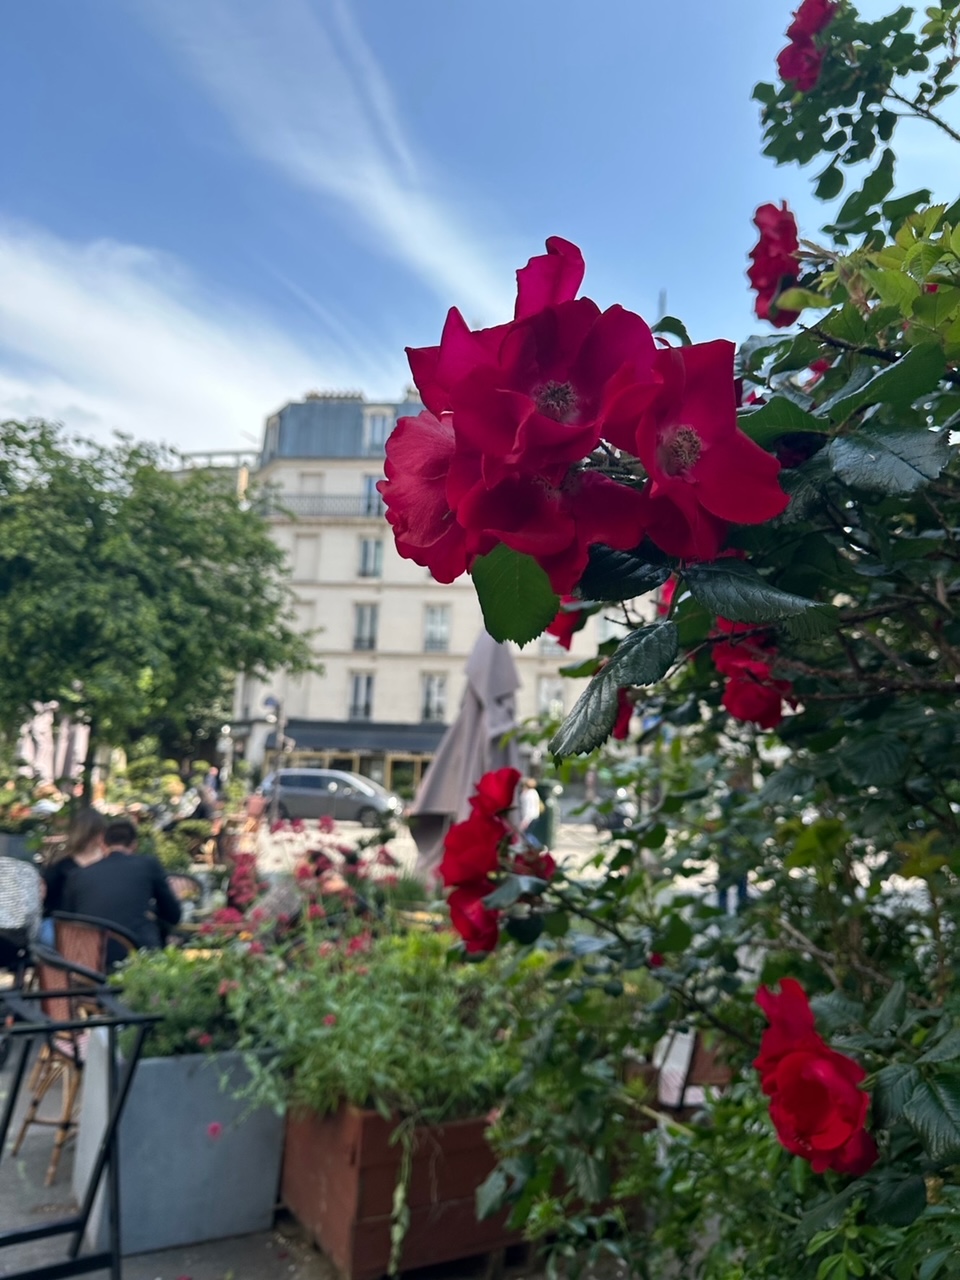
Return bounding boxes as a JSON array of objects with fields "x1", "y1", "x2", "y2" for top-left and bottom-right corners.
[
  {"x1": 612, "y1": 687, "x2": 633, "y2": 740},
  {"x1": 755, "y1": 980, "x2": 877, "y2": 1177},
  {"x1": 656, "y1": 576, "x2": 678, "y2": 617},
  {"x1": 713, "y1": 628, "x2": 792, "y2": 730},
  {"x1": 547, "y1": 596, "x2": 587, "y2": 649},
  {"x1": 622, "y1": 341, "x2": 788, "y2": 559},
  {"x1": 439, "y1": 810, "x2": 507, "y2": 888},
  {"x1": 407, "y1": 238, "x2": 661, "y2": 485},
  {"x1": 748, "y1": 203, "x2": 801, "y2": 328},
  {"x1": 513, "y1": 848, "x2": 557, "y2": 881},
  {"x1": 786, "y1": 0, "x2": 837, "y2": 41},
  {"x1": 377, "y1": 411, "x2": 475, "y2": 583},
  {"x1": 777, "y1": 36, "x2": 825, "y2": 91},
  {"x1": 448, "y1": 881, "x2": 501, "y2": 953},
  {"x1": 469, "y1": 767, "x2": 521, "y2": 818}
]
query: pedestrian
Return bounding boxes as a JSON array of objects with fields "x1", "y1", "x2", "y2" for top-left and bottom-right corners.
[
  {"x1": 518, "y1": 778, "x2": 542, "y2": 832},
  {"x1": 40, "y1": 807, "x2": 107, "y2": 941}
]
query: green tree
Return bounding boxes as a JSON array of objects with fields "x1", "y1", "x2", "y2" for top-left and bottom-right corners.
[{"x1": 0, "y1": 421, "x2": 315, "y2": 775}]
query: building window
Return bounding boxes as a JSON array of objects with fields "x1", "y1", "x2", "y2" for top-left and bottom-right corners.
[
  {"x1": 349, "y1": 673, "x2": 374, "y2": 720},
  {"x1": 364, "y1": 412, "x2": 391, "y2": 454},
  {"x1": 353, "y1": 603, "x2": 378, "y2": 651},
  {"x1": 539, "y1": 633, "x2": 567, "y2": 656},
  {"x1": 362, "y1": 475, "x2": 384, "y2": 516},
  {"x1": 424, "y1": 605, "x2": 450, "y2": 653},
  {"x1": 358, "y1": 538, "x2": 383, "y2": 578},
  {"x1": 292, "y1": 533, "x2": 319, "y2": 580},
  {"x1": 538, "y1": 677, "x2": 565, "y2": 719},
  {"x1": 422, "y1": 674, "x2": 447, "y2": 723}
]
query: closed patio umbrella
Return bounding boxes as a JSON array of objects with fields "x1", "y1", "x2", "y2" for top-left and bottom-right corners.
[{"x1": 409, "y1": 629, "x2": 521, "y2": 880}]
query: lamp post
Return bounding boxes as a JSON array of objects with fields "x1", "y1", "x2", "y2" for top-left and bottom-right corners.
[{"x1": 263, "y1": 696, "x2": 286, "y2": 827}]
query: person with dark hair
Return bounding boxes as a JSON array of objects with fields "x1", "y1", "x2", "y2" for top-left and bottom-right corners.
[
  {"x1": 62, "y1": 816, "x2": 181, "y2": 960},
  {"x1": 40, "y1": 807, "x2": 106, "y2": 938}
]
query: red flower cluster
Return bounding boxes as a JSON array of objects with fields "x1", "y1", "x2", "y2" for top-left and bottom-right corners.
[
  {"x1": 439, "y1": 768, "x2": 558, "y2": 953},
  {"x1": 226, "y1": 853, "x2": 261, "y2": 910},
  {"x1": 439, "y1": 768, "x2": 520, "y2": 953},
  {"x1": 748, "y1": 203, "x2": 801, "y2": 329},
  {"x1": 712, "y1": 619, "x2": 793, "y2": 730},
  {"x1": 547, "y1": 596, "x2": 590, "y2": 650},
  {"x1": 755, "y1": 979, "x2": 877, "y2": 1176},
  {"x1": 380, "y1": 238, "x2": 789, "y2": 579},
  {"x1": 777, "y1": 0, "x2": 837, "y2": 92}
]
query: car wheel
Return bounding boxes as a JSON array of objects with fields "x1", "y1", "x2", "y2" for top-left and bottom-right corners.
[{"x1": 358, "y1": 806, "x2": 379, "y2": 828}]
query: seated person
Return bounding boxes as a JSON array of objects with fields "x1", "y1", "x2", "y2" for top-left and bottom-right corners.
[
  {"x1": 62, "y1": 818, "x2": 181, "y2": 963},
  {"x1": 41, "y1": 808, "x2": 106, "y2": 931},
  {"x1": 0, "y1": 855, "x2": 43, "y2": 979}
]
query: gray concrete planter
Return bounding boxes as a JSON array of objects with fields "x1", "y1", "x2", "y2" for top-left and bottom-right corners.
[{"x1": 73, "y1": 1028, "x2": 284, "y2": 1255}]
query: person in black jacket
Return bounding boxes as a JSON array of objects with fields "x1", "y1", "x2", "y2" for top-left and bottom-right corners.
[{"x1": 63, "y1": 818, "x2": 181, "y2": 962}]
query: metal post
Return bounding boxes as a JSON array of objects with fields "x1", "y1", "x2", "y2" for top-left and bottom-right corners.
[{"x1": 269, "y1": 703, "x2": 286, "y2": 827}]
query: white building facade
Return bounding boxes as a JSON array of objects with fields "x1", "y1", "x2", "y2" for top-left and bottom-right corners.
[{"x1": 229, "y1": 392, "x2": 626, "y2": 794}]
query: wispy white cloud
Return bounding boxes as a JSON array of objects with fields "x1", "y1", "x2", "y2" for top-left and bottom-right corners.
[
  {"x1": 0, "y1": 220, "x2": 406, "y2": 449},
  {"x1": 139, "y1": 0, "x2": 511, "y2": 319}
]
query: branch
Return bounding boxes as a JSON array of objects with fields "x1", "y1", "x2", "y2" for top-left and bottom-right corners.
[{"x1": 885, "y1": 87, "x2": 960, "y2": 145}]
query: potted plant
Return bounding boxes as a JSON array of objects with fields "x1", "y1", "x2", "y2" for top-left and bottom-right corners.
[
  {"x1": 233, "y1": 929, "x2": 542, "y2": 1280},
  {"x1": 73, "y1": 947, "x2": 284, "y2": 1256}
]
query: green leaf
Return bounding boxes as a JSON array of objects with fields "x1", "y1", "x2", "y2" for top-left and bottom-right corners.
[
  {"x1": 471, "y1": 544, "x2": 559, "y2": 646},
  {"x1": 578, "y1": 546, "x2": 670, "y2": 602},
  {"x1": 873, "y1": 1064, "x2": 922, "y2": 1128},
  {"x1": 828, "y1": 425, "x2": 950, "y2": 495},
  {"x1": 506, "y1": 914, "x2": 544, "y2": 945},
  {"x1": 903, "y1": 1075, "x2": 960, "y2": 1162},
  {"x1": 815, "y1": 161, "x2": 844, "y2": 200},
  {"x1": 549, "y1": 623, "x2": 678, "y2": 757},
  {"x1": 483, "y1": 874, "x2": 546, "y2": 909},
  {"x1": 684, "y1": 560, "x2": 815, "y2": 624},
  {"x1": 476, "y1": 1167, "x2": 509, "y2": 1220},
  {"x1": 655, "y1": 914, "x2": 693, "y2": 953},
  {"x1": 869, "y1": 980, "x2": 907, "y2": 1035},
  {"x1": 653, "y1": 315, "x2": 691, "y2": 346},
  {"x1": 868, "y1": 1175, "x2": 927, "y2": 1227},
  {"x1": 919, "y1": 1026, "x2": 960, "y2": 1064},
  {"x1": 822, "y1": 342, "x2": 946, "y2": 423},
  {"x1": 919, "y1": 1249, "x2": 953, "y2": 1280},
  {"x1": 737, "y1": 397, "x2": 825, "y2": 448},
  {"x1": 778, "y1": 287, "x2": 830, "y2": 312},
  {"x1": 841, "y1": 736, "x2": 909, "y2": 787},
  {"x1": 862, "y1": 267, "x2": 922, "y2": 311},
  {"x1": 911, "y1": 285, "x2": 960, "y2": 329}
]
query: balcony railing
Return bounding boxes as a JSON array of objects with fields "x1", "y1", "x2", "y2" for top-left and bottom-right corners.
[{"x1": 263, "y1": 494, "x2": 386, "y2": 518}]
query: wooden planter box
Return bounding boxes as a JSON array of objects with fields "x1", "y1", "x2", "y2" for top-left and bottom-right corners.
[{"x1": 282, "y1": 1106, "x2": 521, "y2": 1280}]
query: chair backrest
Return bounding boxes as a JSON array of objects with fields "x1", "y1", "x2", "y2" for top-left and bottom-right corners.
[
  {"x1": 35, "y1": 942, "x2": 105, "y2": 1028},
  {"x1": 52, "y1": 912, "x2": 137, "y2": 978},
  {"x1": 166, "y1": 873, "x2": 204, "y2": 903}
]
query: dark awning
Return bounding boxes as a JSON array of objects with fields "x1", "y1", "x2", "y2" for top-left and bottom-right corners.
[{"x1": 265, "y1": 719, "x2": 446, "y2": 754}]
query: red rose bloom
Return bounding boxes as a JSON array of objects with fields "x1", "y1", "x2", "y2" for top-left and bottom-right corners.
[
  {"x1": 755, "y1": 980, "x2": 878, "y2": 1177},
  {"x1": 439, "y1": 810, "x2": 507, "y2": 888},
  {"x1": 713, "y1": 627, "x2": 793, "y2": 731},
  {"x1": 513, "y1": 848, "x2": 558, "y2": 881},
  {"x1": 777, "y1": 0, "x2": 836, "y2": 92},
  {"x1": 469, "y1": 767, "x2": 521, "y2": 818},
  {"x1": 407, "y1": 237, "x2": 661, "y2": 486},
  {"x1": 547, "y1": 597, "x2": 588, "y2": 649},
  {"x1": 748, "y1": 203, "x2": 801, "y2": 328},
  {"x1": 786, "y1": 0, "x2": 837, "y2": 41},
  {"x1": 612, "y1": 687, "x2": 633, "y2": 740},
  {"x1": 448, "y1": 882, "x2": 500, "y2": 953},
  {"x1": 622, "y1": 340, "x2": 788, "y2": 559}
]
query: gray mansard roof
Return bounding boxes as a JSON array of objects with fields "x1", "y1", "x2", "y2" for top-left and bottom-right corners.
[{"x1": 260, "y1": 391, "x2": 424, "y2": 463}]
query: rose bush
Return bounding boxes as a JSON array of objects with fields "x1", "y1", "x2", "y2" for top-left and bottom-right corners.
[{"x1": 383, "y1": 1, "x2": 960, "y2": 1275}]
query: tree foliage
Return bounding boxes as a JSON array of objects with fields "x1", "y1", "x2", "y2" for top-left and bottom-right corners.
[{"x1": 0, "y1": 421, "x2": 314, "y2": 754}]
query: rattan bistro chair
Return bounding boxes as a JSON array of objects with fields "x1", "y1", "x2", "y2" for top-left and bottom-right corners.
[{"x1": 12, "y1": 915, "x2": 137, "y2": 1184}]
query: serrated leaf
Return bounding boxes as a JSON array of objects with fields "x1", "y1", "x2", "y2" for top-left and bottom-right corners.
[
  {"x1": 862, "y1": 267, "x2": 923, "y2": 311},
  {"x1": 558, "y1": 657, "x2": 603, "y2": 678},
  {"x1": 869, "y1": 980, "x2": 907, "y2": 1035},
  {"x1": 549, "y1": 623, "x2": 678, "y2": 757},
  {"x1": 911, "y1": 285, "x2": 960, "y2": 330},
  {"x1": 578, "y1": 546, "x2": 670, "y2": 602},
  {"x1": 761, "y1": 765, "x2": 815, "y2": 803},
  {"x1": 873, "y1": 1064, "x2": 922, "y2": 1128},
  {"x1": 822, "y1": 343, "x2": 947, "y2": 423},
  {"x1": 472, "y1": 544, "x2": 559, "y2": 646},
  {"x1": 904, "y1": 240, "x2": 944, "y2": 283},
  {"x1": 784, "y1": 604, "x2": 839, "y2": 640},
  {"x1": 867, "y1": 1175, "x2": 927, "y2": 1228},
  {"x1": 684, "y1": 560, "x2": 814, "y2": 624},
  {"x1": 841, "y1": 736, "x2": 909, "y2": 788},
  {"x1": 737, "y1": 396, "x2": 825, "y2": 448},
  {"x1": 778, "y1": 287, "x2": 830, "y2": 312},
  {"x1": 903, "y1": 1075, "x2": 960, "y2": 1162},
  {"x1": 919, "y1": 1026, "x2": 960, "y2": 1064},
  {"x1": 476, "y1": 1167, "x2": 509, "y2": 1220},
  {"x1": 809, "y1": 991, "x2": 864, "y2": 1033},
  {"x1": 828, "y1": 425, "x2": 950, "y2": 494}
]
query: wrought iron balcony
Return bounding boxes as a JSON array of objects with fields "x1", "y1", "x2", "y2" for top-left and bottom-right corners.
[{"x1": 263, "y1": 494, "x2": 386, "y2": 519}]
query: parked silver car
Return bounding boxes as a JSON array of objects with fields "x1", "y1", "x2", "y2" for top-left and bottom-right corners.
[{"x1": 259, "y1": 768, "x2": 403, "y2": 826}]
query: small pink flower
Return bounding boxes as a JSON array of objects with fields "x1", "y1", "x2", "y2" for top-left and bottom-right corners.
[
  {"x1": 308, "y1": 904, "x2": 326, "y2": 921},
  {"x1": 218, "y1": 979, "x2": 239, "y2": 997},
  {"x1": 649, "y1": 952, "x2": 665, "y2": 969},
  {"x1": 197, "y1": 1032, "x2": 213, "y2": 1049},
  {"x1": 318, "y1": 815, "x2": 336, "y2": 833},
  {"x1": 323, "y1": 1014, "x2": 337, "y2": 1026},
  {"x1": 317, "y1": 941, "x2": 336, "y2": 958},
  {"x1": 207, "y1": 1122, "x2": 223, "y2": 1140},
  {"x1": 248, "y1": 940, "x2": 265, "y2": 956}
]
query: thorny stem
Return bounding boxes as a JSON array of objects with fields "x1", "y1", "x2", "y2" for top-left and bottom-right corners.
[{"x1": 885, "y1": 87, "x2": 960, "y2": 146}]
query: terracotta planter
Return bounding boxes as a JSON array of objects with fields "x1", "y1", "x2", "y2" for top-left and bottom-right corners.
[{"x1": 282, "y1": 1106, "x2": 521, "y2": 1280}]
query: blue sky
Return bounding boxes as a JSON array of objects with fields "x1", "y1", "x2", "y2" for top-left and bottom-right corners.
[{"x1": 0, "y1": 0, "x2": 951, "y2": 451}]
